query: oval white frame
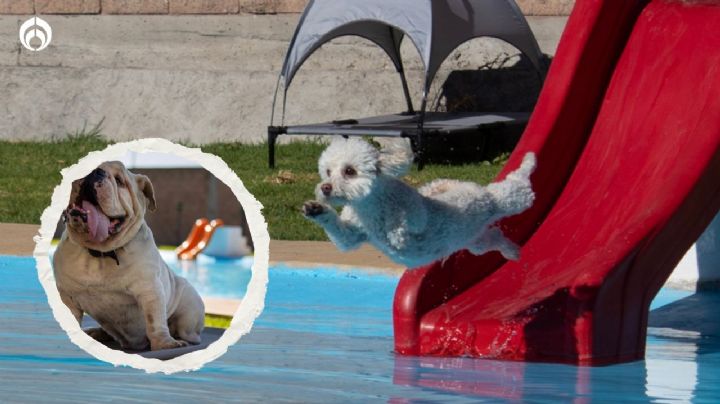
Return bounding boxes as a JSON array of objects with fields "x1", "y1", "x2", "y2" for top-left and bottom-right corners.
[{"x1": 33, "y1": 138, "x2": 269, "y2": 374}]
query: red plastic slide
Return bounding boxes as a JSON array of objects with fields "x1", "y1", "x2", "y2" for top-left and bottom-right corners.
[
  {"x1": 394, "y1": 0, "x2": 720, "y2": 365},
  {"x1": 176, "y1": 218, "x2": 224, "y2": 260}
]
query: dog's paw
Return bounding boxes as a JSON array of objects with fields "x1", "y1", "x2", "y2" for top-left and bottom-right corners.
[
  {"x1": 302, "y1": 201, "x2": 328, "y2": 218},
  {"x1": 387, "y1": 227, "x2": 408, "y2": 250},
  {"x1": 151, "y1": 337, "x2": 189, "y2": 351},
  {"x1": 85, "y1": 327, "x2": 115, "y2": 343}
]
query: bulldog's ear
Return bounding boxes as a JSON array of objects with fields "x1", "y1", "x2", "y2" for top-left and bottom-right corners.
[
  {"x1": 135, "y1": 174, "x2": 156, "y2": 211},
  {"x1": 70, "y1": 179, "x2": 82, "y2": 195}
]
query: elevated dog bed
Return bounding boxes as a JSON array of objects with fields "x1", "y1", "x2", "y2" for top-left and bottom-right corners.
[
  {"x1": 268, "y1": 0, "x2": 545, "y2": 168},
  {"x1": 281, "y1": 111, "x2": 530, "y2": 137}
]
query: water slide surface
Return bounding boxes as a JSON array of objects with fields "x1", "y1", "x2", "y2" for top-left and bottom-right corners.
[
  {"x1": 176, "y1": 218, "x2": 224, "y2": 260},
  {"x1": 393, "y1": 0, "x2": 720, "y2": 364}
]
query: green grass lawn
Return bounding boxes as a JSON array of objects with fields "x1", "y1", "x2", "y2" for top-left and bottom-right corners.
[{"x1": 0, "y1": 135, "x2": 504, "y2": 241}]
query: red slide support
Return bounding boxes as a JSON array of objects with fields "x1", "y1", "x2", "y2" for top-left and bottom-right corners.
[
  {"x1": 394, "y1": 0, "x2": 650, "y2": 357},
  {"x1": 393, "y1": 0, "x2": 720, "y2": 365}
]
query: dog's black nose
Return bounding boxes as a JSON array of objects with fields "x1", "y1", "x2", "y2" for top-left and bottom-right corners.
[
  {"x1": 321, "y1": 183, "x2": 332, "y2": 196},
  {"x1": 83, "y1": 168, "x2": 106, "y2": 187},
  {"x1": 79, "y1": 168, "x2": 105, "y2": 204},
  {"x1": 89, "y1": 168, "x2": 106, "y2": 182}
]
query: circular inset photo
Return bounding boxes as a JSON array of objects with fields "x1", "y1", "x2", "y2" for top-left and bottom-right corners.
[{"x1": 34, "y1": 138, "x2": 269, "y2": 373}]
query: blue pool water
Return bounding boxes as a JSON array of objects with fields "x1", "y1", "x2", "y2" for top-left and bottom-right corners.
[
  {"x1": 170, "y1": 254, "x2": 254, "y2": 299},
  {"x1": 168, "y1": 253, "x2": 397, "y2": 337},
  {"x1": 1, "y1": 255, "x2": 719, "y2": 402}
]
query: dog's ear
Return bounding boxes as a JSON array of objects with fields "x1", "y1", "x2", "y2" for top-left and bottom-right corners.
[
  {"x1": 135, "y1": 174, "x2": 157, "y2": 211},
  {"x1": 70, "y1": 178, "x2": 82, "y2": 200},
  {"x1": 329, "y1": 135, "x2": 347, "y2": 146},
  {"x1": 377, "y1": 139, "x2": 414, "y2": 177}
]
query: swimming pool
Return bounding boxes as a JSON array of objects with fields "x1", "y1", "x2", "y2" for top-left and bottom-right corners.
[{"x1": 1, "y1": 255, "x2": 718, "y2": 402}]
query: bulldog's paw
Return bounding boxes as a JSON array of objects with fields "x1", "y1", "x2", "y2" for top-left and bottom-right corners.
[
  {"x1": 302, "y1": 200, "x2": 330, "y2": 218},
  {"x1": 85, "y1": 327, "x2": 115, "y2": 343},
  {"x1": 151, "y1": 337, "x2": 189, "y2": 351}
]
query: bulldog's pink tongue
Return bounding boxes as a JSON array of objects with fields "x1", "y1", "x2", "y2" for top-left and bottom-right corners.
[{"x1": 82, "y1": 200, "x2": 110, "y2": 244}]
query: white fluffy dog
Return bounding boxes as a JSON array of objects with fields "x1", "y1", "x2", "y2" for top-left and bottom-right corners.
[{"x1": 302, "y1": 137, "x2": 536, "y2": 268}]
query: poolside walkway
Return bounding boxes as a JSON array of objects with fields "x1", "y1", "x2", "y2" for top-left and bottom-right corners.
[{"x1": 0, "y1": 223, "x2": 404, "y2": 272}]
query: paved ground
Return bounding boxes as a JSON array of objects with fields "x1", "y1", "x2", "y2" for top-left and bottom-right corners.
[
  {"x1": 0, "y1": 223, "x2": 39, "y2": 256},
  {"x1": 1, "y1": 14, "x2": 567, "y2": 143},
  {"x1": 0, "y1": 222, "x2": 403, "y2": 270}
]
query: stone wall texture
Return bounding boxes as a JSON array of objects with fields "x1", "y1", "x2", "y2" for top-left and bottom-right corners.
[
  {"x1": 0, "y1": 13, "x2": 567, "y2": 143},
  {"x1": 0, "y1": 0, "x2": 574, "y2": 15}
]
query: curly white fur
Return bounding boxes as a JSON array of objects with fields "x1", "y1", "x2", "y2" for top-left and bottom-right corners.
[{"x1": 303, "y1": 137, "x2": 536, "y2": 268}]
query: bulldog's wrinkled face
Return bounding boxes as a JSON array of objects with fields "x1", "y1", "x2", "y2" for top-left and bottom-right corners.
[
  {"x1": 64, "y1": 161, "x2": 156, "y2": 250},
  {"x1": 315, "y1": 138, "x2": 380, "y2": 206}
]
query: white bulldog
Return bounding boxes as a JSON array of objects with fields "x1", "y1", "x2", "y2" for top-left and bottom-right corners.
[{"x1": 53, "y1": 161, "x2": 204, "y2": 351}]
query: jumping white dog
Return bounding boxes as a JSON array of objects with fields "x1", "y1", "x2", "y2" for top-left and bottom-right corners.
[{"x1": 302, "y1": 137, "x2": 537, "y2": 268}]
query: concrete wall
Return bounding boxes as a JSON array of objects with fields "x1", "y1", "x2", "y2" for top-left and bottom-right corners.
[
  {"x1": 0, "y1": 1, "x2": 575, "y2": 16},
  {"x1": 0, "y1": 13, "x2": 567, "y2": 143},
  {"x1": 0, "y1": 1, "x2": 309, "y2": 15}
]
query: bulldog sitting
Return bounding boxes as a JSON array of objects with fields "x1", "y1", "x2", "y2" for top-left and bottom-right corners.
[{"x1": 53, "y1": 161, "x2": 205, "y2": 351}]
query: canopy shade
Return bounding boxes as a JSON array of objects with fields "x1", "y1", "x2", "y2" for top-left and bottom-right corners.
[{"x1": 280, "y1": 0, "x2": 545, "y2": 93}]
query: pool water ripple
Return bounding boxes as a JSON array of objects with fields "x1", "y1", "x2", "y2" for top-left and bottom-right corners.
[{"x1": 1, "y1": 255, "x2": 719, "y2": 402}]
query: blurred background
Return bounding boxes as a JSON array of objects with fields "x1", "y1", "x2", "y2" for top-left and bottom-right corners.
[{"x1": 53, "y1": 151, "x2": 253, "y2": 251}]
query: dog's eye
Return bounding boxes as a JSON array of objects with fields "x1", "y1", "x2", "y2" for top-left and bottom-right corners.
[
  {"x1": 326, "y1": 169, "x2": 331, "y2": 177},
  {"x1": 114, "y1": 176, "x2": 124, "y2": 187},
  {"x1": 344, "y1": 166, "x2": 357, "y2": 177}
]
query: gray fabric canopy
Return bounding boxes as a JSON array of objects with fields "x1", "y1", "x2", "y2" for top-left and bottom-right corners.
[
  {"x1": 267, "y1": 0, "x2": 546, "y2": 169},
  {"x1": 279, "y1": 0, "x2": 545, "y2": 95}
]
